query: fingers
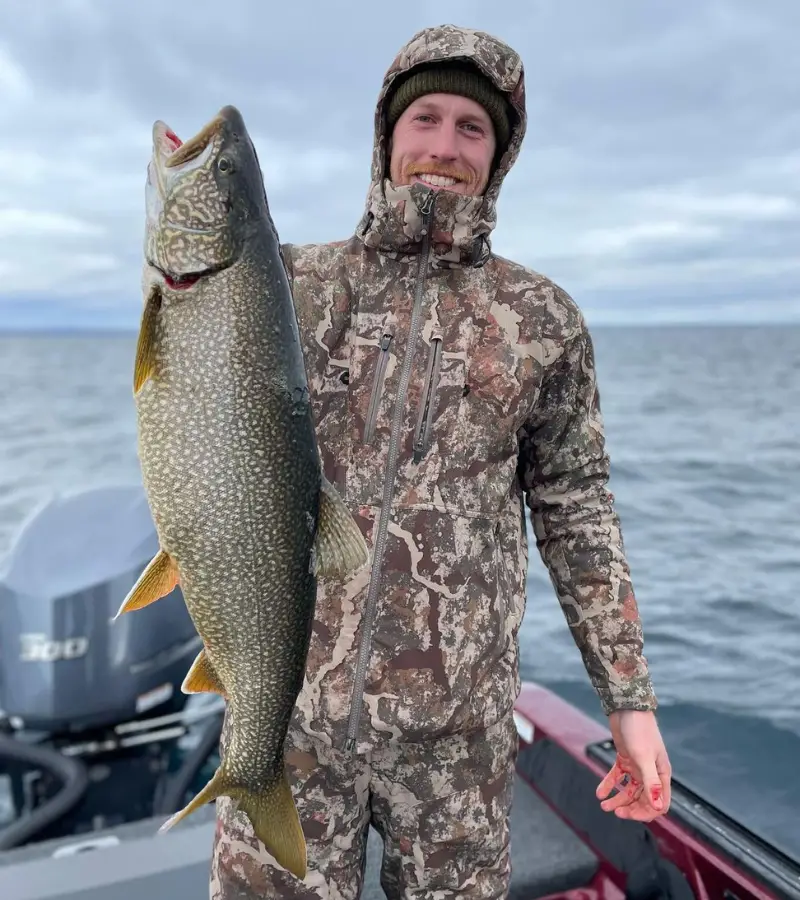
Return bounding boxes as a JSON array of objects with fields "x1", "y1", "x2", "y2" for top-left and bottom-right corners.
[
  {"x1": 647, "y1": 775, "x2": 672, "y2": 815},
  {"x1": 641, "y1": 755, "x2": 672, "y2": 815},
  {"x1": 648, "y1": 783, "x2": 665, "y2": 813},
  {"x1": 595, "y1": 754, "x2": 636, "y2": 799},
  {"x1": 600, "y1": 778, "x2": 670, "y2": 820},
  {"x1": 611, "y1": 803, "x2": 660, "y2": 822},
  {"x1": 595, "y1": 758, "x2": 624, "y2": 800},
  {"x1": 596, "y1": 752, "x2": 672, "y2": 820},
  {"x1": 634, "y1": 755, "x2": 664, "y2": 813},
  {"x1": 602, "y1": 781, "x2": 663, "y2": 822},
  {"x1": 657, "y1": 758, "x2": 673, "y2": 812},
  {"x1": 599, "y1": 772, "x2": 642, "y2": 813}
]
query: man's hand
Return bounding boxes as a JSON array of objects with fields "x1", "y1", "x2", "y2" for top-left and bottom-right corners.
[{"x1": 595, "y1": 709, "x2": 672, "y2": 822}]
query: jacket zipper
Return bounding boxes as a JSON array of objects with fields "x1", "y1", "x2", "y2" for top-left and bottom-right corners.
[
  {"x1": 363, "y1": 332, "x2": 393, "y2": 443},
  {"x1": 345, "y1": 190, "x2": 436, "y2": 752},
  {"x1": 412, "y1": 335, "x2": 443, "y2": 463}
]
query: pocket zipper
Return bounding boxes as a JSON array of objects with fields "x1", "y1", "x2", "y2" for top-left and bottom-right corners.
[
  {"x1": 364, "y1": 332, "x2": 393, "y2": 443},
  {"x1": 413, "y1": 335, "x2": 443, "y2": 462}
]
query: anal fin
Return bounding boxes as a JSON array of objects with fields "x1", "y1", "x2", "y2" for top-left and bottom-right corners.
[
  {"x1": 312, "y1": 475, "x2": 370, "y2": 578},
  {"x1": 182, "y1": 647, "x2": 226, "y2": 698},
  {"x1": 114, "y1": 549, "x2": 179, "y2": 619}
]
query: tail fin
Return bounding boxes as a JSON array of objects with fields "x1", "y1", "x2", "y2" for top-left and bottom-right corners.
[
  {"x1": 158, "y1": 766, "x2": 307, "y2": 879},
  {"x1": 235, "y1": 773, "x2": 307, "y2": 880}
]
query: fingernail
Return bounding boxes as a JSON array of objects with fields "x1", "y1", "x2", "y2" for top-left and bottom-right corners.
[{"x1": 651, "y1": 786, "x2": 663, "y2": 809}]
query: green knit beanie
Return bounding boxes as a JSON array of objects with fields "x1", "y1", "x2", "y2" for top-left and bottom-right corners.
[{"x1": 385, "y1": 62, "x2": 511, "y2": 151}]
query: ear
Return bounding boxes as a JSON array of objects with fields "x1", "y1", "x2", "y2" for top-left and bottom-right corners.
[{"x1": 384, "y1": 134, "x2": 394, "y2": 178}]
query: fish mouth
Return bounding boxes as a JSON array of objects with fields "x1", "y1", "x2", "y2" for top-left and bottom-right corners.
[
  {"x1": 148, "y1": 110, "x2": 226, "y2": 209},
  {"x1": 152, "y1": 105, "x2": 242, "y2": 171},
  {"x1": 148, "y1": 261, "x2": 228, "y2": 292},
  {"x1": 152, "y1": 113, "x2": 225, "y2": 170},
  {"x1": 158, "y1": 268, "x2": 206, "y2": 291}
]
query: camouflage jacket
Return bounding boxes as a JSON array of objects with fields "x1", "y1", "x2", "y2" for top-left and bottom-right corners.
[{"x1": 280, "y1": 25, "x2": 657, "y2": 753}]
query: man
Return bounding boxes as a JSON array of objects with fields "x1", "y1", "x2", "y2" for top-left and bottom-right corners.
[{"x1": 210, "y1": 23, "x2": 671, "y2": 900}]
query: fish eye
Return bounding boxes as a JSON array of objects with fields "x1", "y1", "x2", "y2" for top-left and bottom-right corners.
[{"x1": 218, "y1": 156, "x2": 234, "y2": 173}]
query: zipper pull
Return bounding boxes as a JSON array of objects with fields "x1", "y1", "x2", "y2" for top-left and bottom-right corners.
[
  {"x1": 418, "y1": 189, "x2": 436, "y2": 219},
  {"x1": 379, "y1": 333, "x2": 393, "y2": 351}
]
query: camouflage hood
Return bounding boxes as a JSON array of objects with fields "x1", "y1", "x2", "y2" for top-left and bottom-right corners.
[{"x1": 357, "y1": 24, "x2": 527, "y2": 267}]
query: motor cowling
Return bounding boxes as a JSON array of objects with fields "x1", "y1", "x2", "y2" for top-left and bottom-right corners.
[{"x1": 0, "y1": 485, "x2": 199, "y2": 734}]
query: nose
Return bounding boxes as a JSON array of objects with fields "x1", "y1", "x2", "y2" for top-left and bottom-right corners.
[{"x1": 428, "y1": 123, "x2": 459, "y2": 161}]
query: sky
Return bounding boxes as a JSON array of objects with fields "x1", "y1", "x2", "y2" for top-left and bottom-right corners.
[{"x1": 0, "y1": 0, "x2": 797, "y2": 330}]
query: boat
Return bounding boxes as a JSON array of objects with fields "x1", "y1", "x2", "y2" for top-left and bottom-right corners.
[{"x1": 0, "y1": 486, "x2": 798, "y2": 900}]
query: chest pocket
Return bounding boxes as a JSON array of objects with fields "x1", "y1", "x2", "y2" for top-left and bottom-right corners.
[
  {"x1": 405, "y1": 322, "x2": 542, "y2": 521},
  {"x1": 412, "y1": 332, "x2": 444, "y2": 462},
  {"x1": 415, "y1": 325, "x2": 541, "y2": 460}
]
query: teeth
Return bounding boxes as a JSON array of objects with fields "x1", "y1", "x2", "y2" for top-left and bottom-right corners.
[{"x1": 418, "y1": 174, "x2": 459, "y2": 187}]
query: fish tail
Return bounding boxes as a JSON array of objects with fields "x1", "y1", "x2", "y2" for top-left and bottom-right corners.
[
  {"x1": 158, "y1": 765, "x2": 307, "y2": 880},
  {"x1": 234, "y1": 773, "x2": 307, "y2": 879}
]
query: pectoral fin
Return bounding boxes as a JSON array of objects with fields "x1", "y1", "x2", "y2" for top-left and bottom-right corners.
[
  {"x1": 114, "y1": 549, "x2": 179, "y2": 619},
  {"x1": 311, "y1": 475, "x2": 369, "y2": 578},
  {"x1": 134, "y1": 284, "x2": 162, "y2": 394},
  {"x1": 182, "y1": 647, "x2": 226, "y2": 698}
]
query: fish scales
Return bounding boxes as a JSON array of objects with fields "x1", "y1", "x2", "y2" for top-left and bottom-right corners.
[{"x1": 139, "y1": 242, "x2": 321, "y2": 780}]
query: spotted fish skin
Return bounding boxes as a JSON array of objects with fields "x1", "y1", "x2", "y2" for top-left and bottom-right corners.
[
  {"x1": 119, "y1": 105, "x2": 368, "y2": 880},
  {"x1": 139, "y1": 211, "x2": 320, "y2": 785}
]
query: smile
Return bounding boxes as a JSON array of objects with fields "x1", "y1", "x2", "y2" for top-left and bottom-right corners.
[{"x1": 414, "y1": 174, "x2": 461, "y2": 188}]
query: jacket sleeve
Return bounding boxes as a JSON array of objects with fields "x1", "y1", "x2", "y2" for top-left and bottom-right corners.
[{"x1": 517, "y1": 305, "x2": 658, "y2": 716}]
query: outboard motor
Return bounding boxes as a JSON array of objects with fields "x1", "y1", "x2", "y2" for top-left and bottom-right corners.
[
  {"x1": 0, "y1": 484, "x2": 199, "y2": 734},
  {"x1": 0, "y1": 485, "x2": 223, "y2": 848}
]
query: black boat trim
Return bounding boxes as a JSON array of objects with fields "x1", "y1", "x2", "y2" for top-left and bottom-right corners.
[{"x1": 587, "y1": 739, "x2": 800, "y2": 900}]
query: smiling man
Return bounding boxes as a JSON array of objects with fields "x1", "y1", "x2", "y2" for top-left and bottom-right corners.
[
  {"x1": 386, "y1": 62, "x2": 505, "y2": 196},
  {"x1": 211, "y1": 23, "x2": 672, "y2": 900}
]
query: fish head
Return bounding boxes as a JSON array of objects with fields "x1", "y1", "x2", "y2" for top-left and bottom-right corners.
[{"x1": 144, "y1": 105, "x2": 267, "y2": 290}]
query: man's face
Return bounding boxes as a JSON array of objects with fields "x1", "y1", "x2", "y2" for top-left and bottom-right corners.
[{"x1": 388, "y1": 92, "x2": 497, "y2": 197}]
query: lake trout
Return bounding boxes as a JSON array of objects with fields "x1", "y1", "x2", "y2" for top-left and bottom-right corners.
[{"x1": 114, "y1": 104, "x2": 369, "y2": 879}]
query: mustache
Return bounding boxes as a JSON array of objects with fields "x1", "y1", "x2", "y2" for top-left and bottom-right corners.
[{"x1": 404, "y1": 161, "x2": 471, "y2": 182}]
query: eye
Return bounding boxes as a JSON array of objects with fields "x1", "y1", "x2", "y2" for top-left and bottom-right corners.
[{"x1": 218, "y1": 156, "x2": 234, "y2": 173}]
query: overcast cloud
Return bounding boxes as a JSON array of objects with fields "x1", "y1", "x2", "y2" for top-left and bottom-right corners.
[{"x1": 0, "y1": 0, "x2": 797, "y2": 329}]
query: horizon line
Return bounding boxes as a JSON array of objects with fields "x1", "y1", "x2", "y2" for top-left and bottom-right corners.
[{"x1": 3, "y1": 320, "x2": 800, "y2": 335}]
